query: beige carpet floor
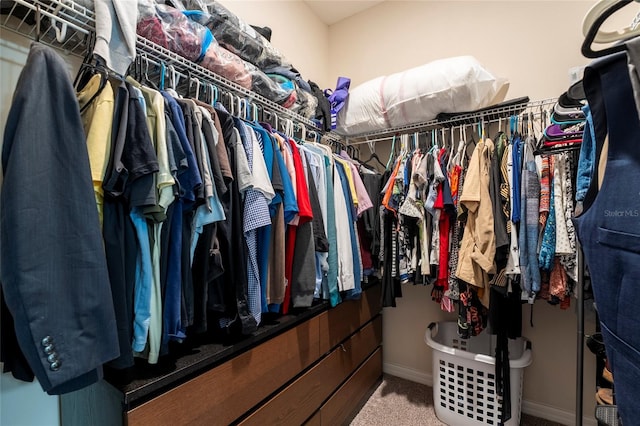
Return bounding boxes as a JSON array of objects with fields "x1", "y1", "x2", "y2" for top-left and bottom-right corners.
[{"x1": 350, "y1": 374, "x2": 564, "y2": 426}]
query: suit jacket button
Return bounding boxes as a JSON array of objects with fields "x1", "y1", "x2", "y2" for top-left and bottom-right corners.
[
  {"x1": 50, "y1": 361, "x2": 61, "y2": 371},
  {"x1": 44, "y1": 344, "x2": 55, "y2": 354},
  {"x1": 41, "y1": 336, "x2": 53, "y2": 346},
  {"x1": 47, "y1": 353, "x2": 58, "y2": 363}
]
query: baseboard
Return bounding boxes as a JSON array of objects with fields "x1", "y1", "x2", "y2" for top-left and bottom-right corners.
[
  {"x1": 522, "y1": 400, "x2": 597, "y2": 426},
  {"x1": 382, "y1": 362, "x2": 432, "y2": 386},
  {"x1": 383, "y1": 363, "x2": 597, "y2": 426}
]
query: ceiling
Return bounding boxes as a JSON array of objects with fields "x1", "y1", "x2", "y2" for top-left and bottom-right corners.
[{"x1": 302, "y1": 1, "x2": 385, "y2": 25}]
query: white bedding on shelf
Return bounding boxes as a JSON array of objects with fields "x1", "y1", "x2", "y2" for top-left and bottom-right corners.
[{"x1": 336, "y1": 56, "x2": 509, "y2": 136}]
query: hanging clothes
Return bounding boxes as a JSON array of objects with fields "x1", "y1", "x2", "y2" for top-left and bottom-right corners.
[
  {"x1": 284, "y1": 138, "x2": 315, "y2": 311},
  {"x1": 1, "y1": 43, "x2": 119, "y2": 394},
  {"x1": 455, "y1": 137, "x2": 496, "y2": 308},
  {"x1": 1, "y1": 41, "x2": 387, "y2": 393},
  {"x1": 518, "y1": 136, "x2": 541, "y2": 302}
]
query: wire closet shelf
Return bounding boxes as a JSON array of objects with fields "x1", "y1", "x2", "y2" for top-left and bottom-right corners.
[
  {"x1": 1, "y1": 0, "x2": 341, "y2": 141},
  {"x1": 343, "y1": 97, "x2": 558, "y2": 146}
]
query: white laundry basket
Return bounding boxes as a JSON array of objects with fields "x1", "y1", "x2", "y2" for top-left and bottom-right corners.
[{"x1": 424, "y1": 322, "x2": 532, "y2": 426}]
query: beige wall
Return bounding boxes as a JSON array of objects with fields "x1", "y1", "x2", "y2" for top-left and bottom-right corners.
[
  {"x1": 328, "y1": 0, "x2": 637, "y2": 98},
  {"x1": 329, "y1": 1, "x2": 638, "y2": 424},
  {"x1": 219, "y1": 0, "x2": 332, "y2": 89}
]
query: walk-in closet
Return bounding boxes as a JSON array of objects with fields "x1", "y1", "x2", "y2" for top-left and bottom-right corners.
[{"x1": 1, "y1": 1, "x2": 639, "y2": 426}]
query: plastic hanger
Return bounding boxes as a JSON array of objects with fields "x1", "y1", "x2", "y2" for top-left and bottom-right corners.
[
  {"x1": 362, "y1": 144, "x2": 386, "y2": 169},
  {"x1": 238, "y1": 97, "x2": 246, "y2": 120},
  {"x1": 386, "y1": 135, "x2": 397, "y2": 170},
  {"x1": 582, "y1": 0, "x2": 640, "y2": 43},
  {"x1": 74, "y1": 52, "x2": 109, "y2": 114},
  {"x1": 285, "y1": 119, "x2": 295, "y2": 139},
  {"x1": 428, "y1": 129, "x2": 438, "y2": 154},
  {"x1": 225, "y1": 92, "x2": 235, "y2": 116},
  {"x1": 166, "y1": 65, "x2": 177, "y2": 90},
  {"x1": 189, "y1": 78, "x2": 201, "y2": 100},
  {"x1": 300, "y1": 123, "x2": 307, "y2": 142},
  {"x1": 446, "y1": 126, "x2": 458, "y2": 172},
  {"x1": 581, "y1": 0, "x2": 638, "y2": 58},
  {"x1": 141, "y1": 54, "x2": 160, "y2": 91}
]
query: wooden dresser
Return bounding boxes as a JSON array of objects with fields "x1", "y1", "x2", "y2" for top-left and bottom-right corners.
[{"x1": 61, "y1": 283, "x2": 382, "y2": 426}]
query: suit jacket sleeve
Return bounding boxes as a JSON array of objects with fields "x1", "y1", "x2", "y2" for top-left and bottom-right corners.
[{"x1": 1, "y1": 43, "x2": 119, "y2": 395}]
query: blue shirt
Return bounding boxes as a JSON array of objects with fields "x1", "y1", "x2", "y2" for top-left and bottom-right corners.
[
  {"x1": 576, "y1": 105, "x2": 596, "y2": 202},
  {"x1": 249, "y1": 123, "x2": 276, "y2": 313},
  {"x1": 161, "y1": 92, "x2": 202, "y2": 205},
  {"x1": 511, "y1": 136, "x2": 522, "y2": 224},
  {"x1": 273, "y1": 137, "x2": 298, "y2": 224},
  {"x1": 130, "y1": 207, "x2": 153, "y2": 352}
]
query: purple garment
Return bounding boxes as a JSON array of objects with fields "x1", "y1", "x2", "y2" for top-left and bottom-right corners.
[
  {"x1": 325, "y1": 77, "x2": 350, "y2": 129},
  {"x1": 545, "y1": 124, "x2": 583, "y2": 139}
]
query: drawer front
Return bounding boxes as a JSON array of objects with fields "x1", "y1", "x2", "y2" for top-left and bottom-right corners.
[
  {"x1": 319, "y1": 348, "x2": 383, "y2": 426},
  {"x1": 127, "y1": 316, "x2": 320, "y2": 426},
  {"x1": 239, "y1": 316, "x2": 382, "y2": 426},
  {"x1": 304, "y1": 412, "x2": 321, "y2": 426},
  {"x1": 319, "y1": 283, "x2": 382, "y2": 354}
]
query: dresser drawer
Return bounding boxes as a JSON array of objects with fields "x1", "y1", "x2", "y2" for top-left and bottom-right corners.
[
  {"x1": 127, "y1": 316, "x2": 320, "y2": 426},
  {"x1": 319, "y1": 348, "x2": 383, "y2": 425},
  {"x1": 239, "y1": 315, "x2": 382, "y2": 426},
  {"x1": 319, "y1": 283, "x2": 382, "y2": 354},
  {"x1": 304, "y1": 412, "x2": 321, "y2": 426}
]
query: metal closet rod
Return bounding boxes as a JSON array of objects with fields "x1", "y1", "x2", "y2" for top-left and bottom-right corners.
[
  {"x1": 135, "y1": 37, "x2": 343, "y2": 140},
  {"x1": 135, "y1": 37, "x2": 323, "y2": 130},
  {"x1": 134, "y1": 53, "x2": 332, "y2": 142},
  {"x1": 345, "y1": 97, "x2": 558, "y2": 145}
]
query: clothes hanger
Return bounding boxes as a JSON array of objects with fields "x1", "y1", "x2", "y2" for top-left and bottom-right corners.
[
  {"x1": 362, "y1": 147, "x2": 386, "y2": 169},
  {"x1": 225, "y1": 92, "x2": 235, "y2": 116},
  {"x1": 237, "y1": 97, "x2": 246, "y2": 120},
  {"x1": 272, "y1": 110, "x2": 279, "y2": 132},
  {"x1": 534, "y1": 136, "x2": 582, "y2": 156},
  {"x1": 582, "y1": 0, "x2": 640, "y2": 43},
  {"x1": 446, "y1": 126, "x2": 457, "y2": 172},
  {"x1": 188, "y1": 77, "x2": 202, "y2": 101},
  {"x1": 581, "y1": 0, "x2": 639, "y2": 58},
  {"x1": 385, "y1": 135, "x2": 397, "y2": 170},
  {"x1": 285, "y1": 119, "x2": 295, "y2": 139},
  {"x1": 74, "y1": 38, "x2": 110, "y2": 114},
  {"x1": 140, "y1": 54, "x2": 160, "y2": 91},
  {"x1": 251, "y1": 102, "x2": 259, "y2": 123},
  {"x1": 294, "y1": 123, "x2": 305, "y2": 144},
  {"x1": 209, "y1": 84, "x2": 219, "y2": 106},
  {"x1": 165, "y1": 65, "x2": 180, "y2": 98},
  {"x1": 427, "y1": 130, "x2": 437, "y2": 154}
]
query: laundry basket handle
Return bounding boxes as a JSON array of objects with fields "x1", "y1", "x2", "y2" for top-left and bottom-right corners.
[{"x1": 425, "y1": 322, "x2": 457, "y2": 356}]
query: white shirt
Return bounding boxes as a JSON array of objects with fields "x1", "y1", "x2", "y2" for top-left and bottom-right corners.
[
  {"x1": 333, "y1": 162, "x2": 355, "y2": 291},
  {"x1": 249, "y1": 129, "x2": 275, "y2": 202}
]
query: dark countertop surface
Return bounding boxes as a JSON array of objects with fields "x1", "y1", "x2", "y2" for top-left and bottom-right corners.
[{"x1": 104, "y1": 301, "x2": 329, "y2": 409}]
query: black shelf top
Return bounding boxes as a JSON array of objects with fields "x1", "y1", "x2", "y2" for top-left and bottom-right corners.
[{"x1": 104, "y1": 301, "x2": 329, "y2": 409}]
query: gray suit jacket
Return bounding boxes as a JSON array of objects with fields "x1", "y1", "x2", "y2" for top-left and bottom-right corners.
[{"x1": 1, "y1": 43, "x2": 119, "y2": 394}]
